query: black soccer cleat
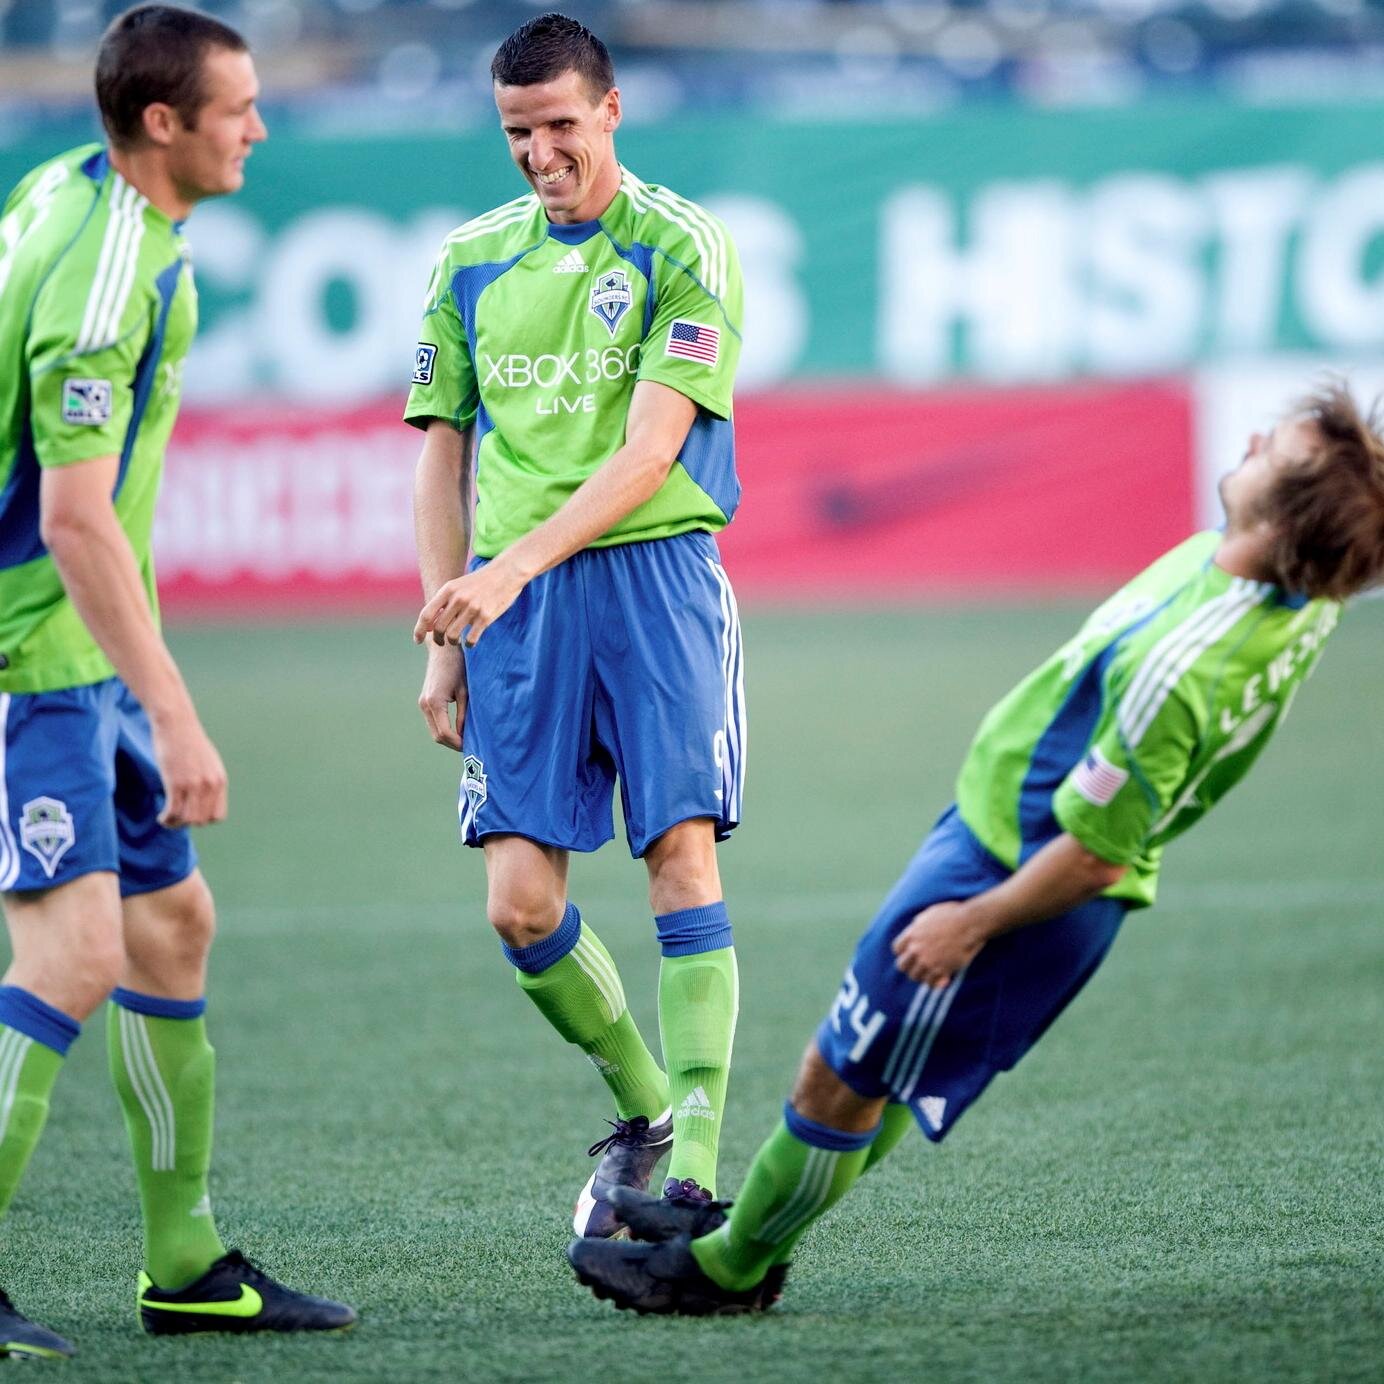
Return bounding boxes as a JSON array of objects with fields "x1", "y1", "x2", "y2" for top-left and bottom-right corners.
[
  {"x1": 0, "y1": 1288, "x2": 75, "y2": 1360},
  {"x1": 609, "y1": 1180, "x2": 731, "y2": 1242},
  {"x1": 138, "y1": 1250, "x2": 357, "y2": 1336},
  {"x1": 567, "y1": 1234, "x2": 778, "y2": 1317},
  {"x1": 573, "y1": 1111, "x2": 674, "y2": 1239}
]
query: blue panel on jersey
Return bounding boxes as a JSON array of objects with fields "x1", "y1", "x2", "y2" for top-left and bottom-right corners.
[
  {"x1": 675, "y1": 409, "x2": 739, "y2": 525},
  {"x1": 605, "y1": 240, "x2": 657, "y2": 336},
  {"x1": 116, "y1": 257, "x2": 182, "y2": 498},
  {"x1": 548, "y1": 220, "x2": 602, "y2": 245},
  {"x1": 1015, "y1": 588, "x2": 1187, "y2": 860},
  {"x1": 450, "y1": 247, "x2": 542, "y2": 351},
  {"x1": 0, "y1": 419, "x2": 45, "y2": 569},
  {"x1": 1016, "y1": 647, "x2": 1115, "y2": 859},
  {"x1": 81, "y1": 148, "x2": 108, "y2": 183}
]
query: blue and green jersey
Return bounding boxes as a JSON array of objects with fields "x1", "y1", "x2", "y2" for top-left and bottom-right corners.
[
  {"x1": 956, "y1": 532, "x2": 1340, "y2": 907},
  {"x1": 0, "y1": 144, "x2": 197, "y2": 693},
  {"x1": 404, "y1": 167, "x2": 743, "y2": 558}
]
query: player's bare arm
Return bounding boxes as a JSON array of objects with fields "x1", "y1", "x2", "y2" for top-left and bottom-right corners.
[
  {"x1": 39, "y1": 456, "x2": 226, "y2": 827},
  {"x1": 413, "y1": 379, "x2": 697, "y2": 648},
  {"x1": 412, "y1": 418, "x2": 473, "y2": 748},
  {"x1": 892, "y1": 832, "x2": 1126, "y2": 988}
]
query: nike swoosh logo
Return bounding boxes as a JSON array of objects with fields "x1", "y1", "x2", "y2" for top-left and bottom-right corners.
[{"x1": 141, "y1": 1284, "x2": 263, "y2": 1318}]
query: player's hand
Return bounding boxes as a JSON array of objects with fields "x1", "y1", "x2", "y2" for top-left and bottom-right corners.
[
  {"x1": 149, "y1": 708, "x2": 229, "y2": 828},
  {"x1": 891, "y1": 901, "x2": 986, "y2": 989},
  {"x1": 413, "y1": 559, "x2": 524, "y2": 648},
  {"x1": 418, "y1": 642, "x2": 467, "y2": 750}
]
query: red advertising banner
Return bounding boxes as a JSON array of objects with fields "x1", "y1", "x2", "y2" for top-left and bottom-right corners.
[
  {"x1": 719, "y1": 379, "x2": 1195, "y2": 598},
  {"x1": 155, "y1": 380, "x2": 1194, "y2": 613}
]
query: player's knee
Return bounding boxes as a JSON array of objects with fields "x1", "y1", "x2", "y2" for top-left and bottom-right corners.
[
  {"x1": 487, "y1": 895, "x2": 564, "y2": 948},
  {"x1": 64, "y1": 932, "x2": 127, "y2": 1017},
  {"x1": 173, "y1": 875, "x2": 217, "y2": 959}
]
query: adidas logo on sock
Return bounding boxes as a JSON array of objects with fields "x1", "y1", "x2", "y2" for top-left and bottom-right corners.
[
  {"x1": 678, "y1": 1086, "x2": 715, "y2": 1120},
  {"x1": 587, "y1": 1053, "x2": 619, "y2": 1074},
  {"x1": 552, "y1": 248, "x2": 588, "y2": 273},
  {"x1": 916, "y1": 1095, "x2": 947, "y2": 1130},
  {"x1": 189, "y1": 1193, "x2": 213, "y2": 1218}
]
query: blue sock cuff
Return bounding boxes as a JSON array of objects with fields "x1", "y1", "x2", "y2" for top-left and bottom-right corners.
[
  {"x1": 502, "y1": 901, "x2": 582, "y2": 974},
  {"x1": 784, "y1": 1101, "x2": 880, "y2": 1153},
  {"x1": 111, "y1": 988, "x2": 206, "y2": 1020},
  {"x1": 0, "y1": 985, "x2": 81, "y2": 1056},
  {"x1": 654, "y1": 902, "x2": 733, "y2": 957}
]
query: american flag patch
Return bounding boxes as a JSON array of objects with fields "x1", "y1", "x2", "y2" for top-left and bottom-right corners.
[
  {"x1": 1070, "y1": 747, "x2": 1129, "y2": 806},
  {"x1": 666, "y1": 319, "x2": 719, "y2": 366}
]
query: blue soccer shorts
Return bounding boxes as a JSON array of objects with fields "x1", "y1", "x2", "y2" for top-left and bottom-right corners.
[
  {"x1": 816, "y1": 804, "x2": 1126, "y2": 1142},
  {"x1": 0, "y1": 678, "x2": 196, "y2": 896},
  {"x1": 458, "y1": 530, "x2": 746, "y2": 858}
]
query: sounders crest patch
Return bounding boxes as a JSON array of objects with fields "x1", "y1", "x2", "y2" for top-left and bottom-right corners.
[
  {"x1": 461, "y1": 754, "x2": 487, "y2": 810},
  {"x1": 589, "y1": 270, "x2": 632, "y2": 336},
  {"x1": 19, "y1": 796, "x2": 75, "y2": 878}
]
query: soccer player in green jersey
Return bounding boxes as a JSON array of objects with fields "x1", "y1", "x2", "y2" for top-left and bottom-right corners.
[
  {"x1": 407, "y1": 13, "x2": 746, "y2": 1236},
  {"x1": 0, "y1": 6, "x2": 353, "y2": 1357},
  {"x1": 568, "y1": 383, "x2": 1384, "y2": 1314}
]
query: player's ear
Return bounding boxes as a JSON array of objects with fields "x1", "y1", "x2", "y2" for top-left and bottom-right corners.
[
  {"x1": 603, "y1": 87, "x2": 622, "y2": 134},
  {"x1": 141, "y1": 102, "x2": 178, "y2": 148}
]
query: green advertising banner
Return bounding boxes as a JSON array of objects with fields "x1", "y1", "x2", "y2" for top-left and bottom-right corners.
[{"x1": 5, "y1": 98, "x2": 1384, "y2": 400}]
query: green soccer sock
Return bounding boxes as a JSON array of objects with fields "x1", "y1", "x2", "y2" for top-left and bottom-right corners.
[
  {"x1": 508, "y1": 904, "x2": 669, "y2": 1123},
  {"x1": 108, "y1": 991, "x2": 226, "y2": 1291},
  {"x1": 691, "y1": 1107, "x2": 876, "y2": 1292},
  {"x1": 760, "y1": 1101, "x2": 915, "y2": 1267},
  {"x1": 657, "y1": 935, "x2": 737, "y2": 1195},
  {"x1": 0, "y1": 988, "x2": 80, "y2": 1223}
]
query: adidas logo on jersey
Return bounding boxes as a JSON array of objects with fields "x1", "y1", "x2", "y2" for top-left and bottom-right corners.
[
  {"x1": 916, "y1": 1095, "x2": 947, "y2": 1130},
  {"x1": 678, "y1": 1086, "x2": 715, "y2": 1120},
  {"x1": 552, "y1": 248, "x2": 588, "y2": 274}
]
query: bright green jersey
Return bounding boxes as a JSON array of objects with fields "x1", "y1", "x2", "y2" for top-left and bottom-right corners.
[
  {"x1": 956, "y1": 532, "x2": 1341, "y2": 907},
  {"x1": 0, "y1": 145, "x2": 197, "y2": 693},
  {"x1": 404, "y1": 167, "x2": 743, "y2": 558}
]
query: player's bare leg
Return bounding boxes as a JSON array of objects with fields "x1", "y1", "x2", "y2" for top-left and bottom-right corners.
[
  {"x1": 483, "y1": 835, "x2": 672, "y2": 1236},
  {"x1": 644, "y1": 819, "x2": 737, "y2": 1204}
]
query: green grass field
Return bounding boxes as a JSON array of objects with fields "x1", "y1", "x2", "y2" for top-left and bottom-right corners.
[{"x1": 4, "y1": 603, "x2": 1383, "y2": 1382}]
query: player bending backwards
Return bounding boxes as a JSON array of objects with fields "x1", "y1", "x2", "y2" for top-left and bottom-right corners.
[
  {"x1": 0, "y1": 6, "x2": 354, "y2": 1359},
  {"x1": 568, "y1": 383, "x2": 1384, "y2": 1313},
  {"x1": 408, "y1": 13, "x2": 746, "y2": 1234}
]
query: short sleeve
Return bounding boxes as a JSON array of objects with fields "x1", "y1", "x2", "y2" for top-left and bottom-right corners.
[
  {"x1": 27, "y1": 270, "x2": 149, "y2": 468},
  {"x1": 637, "y1": 217, "x2": 742, "y2": 420},
  {"x1": 1053, "y1": 691, "x2": 1200, "y2": 865},
  {"x1": 403, "y1": 252, "x2": 477, "y2": 433}
]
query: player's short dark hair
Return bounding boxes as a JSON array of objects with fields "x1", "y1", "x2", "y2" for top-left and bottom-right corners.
[
  {"x1": 95, "y1": 4, "x2": 248, "y2": 150},
  {"x1": 1264, "y1": 382, "x2": 1384, "y2": 601},
  {"x1": 490, "y1": 12, "x2": 614, "y2": 101}
]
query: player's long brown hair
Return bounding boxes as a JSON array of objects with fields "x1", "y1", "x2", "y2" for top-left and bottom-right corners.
[{"x1": 1265, "y1": 383, "x2": 1384, "y2": 601}]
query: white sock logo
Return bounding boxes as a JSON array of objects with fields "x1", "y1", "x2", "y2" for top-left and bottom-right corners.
[{"x1": 678, "y1": 1086, "x2": 715, "y2": 1120}]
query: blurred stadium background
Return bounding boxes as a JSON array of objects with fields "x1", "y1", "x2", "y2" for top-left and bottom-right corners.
[{"x1": 3, "y1": 3, "x2": 1384, "y2": 1380}]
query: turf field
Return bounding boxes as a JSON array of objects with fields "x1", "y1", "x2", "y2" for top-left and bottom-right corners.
[{"x1": 4, "y1": 602, "x2": 1383, "y2": 1382}]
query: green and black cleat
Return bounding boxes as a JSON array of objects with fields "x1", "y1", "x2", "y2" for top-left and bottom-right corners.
[
  {"x1": 0, "y1": 1288, "x2": 75, "y2": 1360},
  {"x1": 567, "y1": 1234, "x2": 785, "y2": 1317},
  {"x1": 138, "y1": 1250, "x2": 357, "y2": 1336}
]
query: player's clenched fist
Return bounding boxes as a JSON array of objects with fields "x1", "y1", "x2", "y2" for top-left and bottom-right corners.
[{"x1": 891, "y1": 900, "x2": 987, "y2": 989}]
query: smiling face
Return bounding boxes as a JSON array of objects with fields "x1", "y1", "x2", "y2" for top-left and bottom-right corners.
[
  {"x1": 495, "y1": 69, "x2": 622, "y2": 224},
  {"x1": 1219, "y1": 416, "x2": 1321, "y2": 533},
  {"x1": 162, "y1": 47, "x2": 267, "y2": 204}
]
